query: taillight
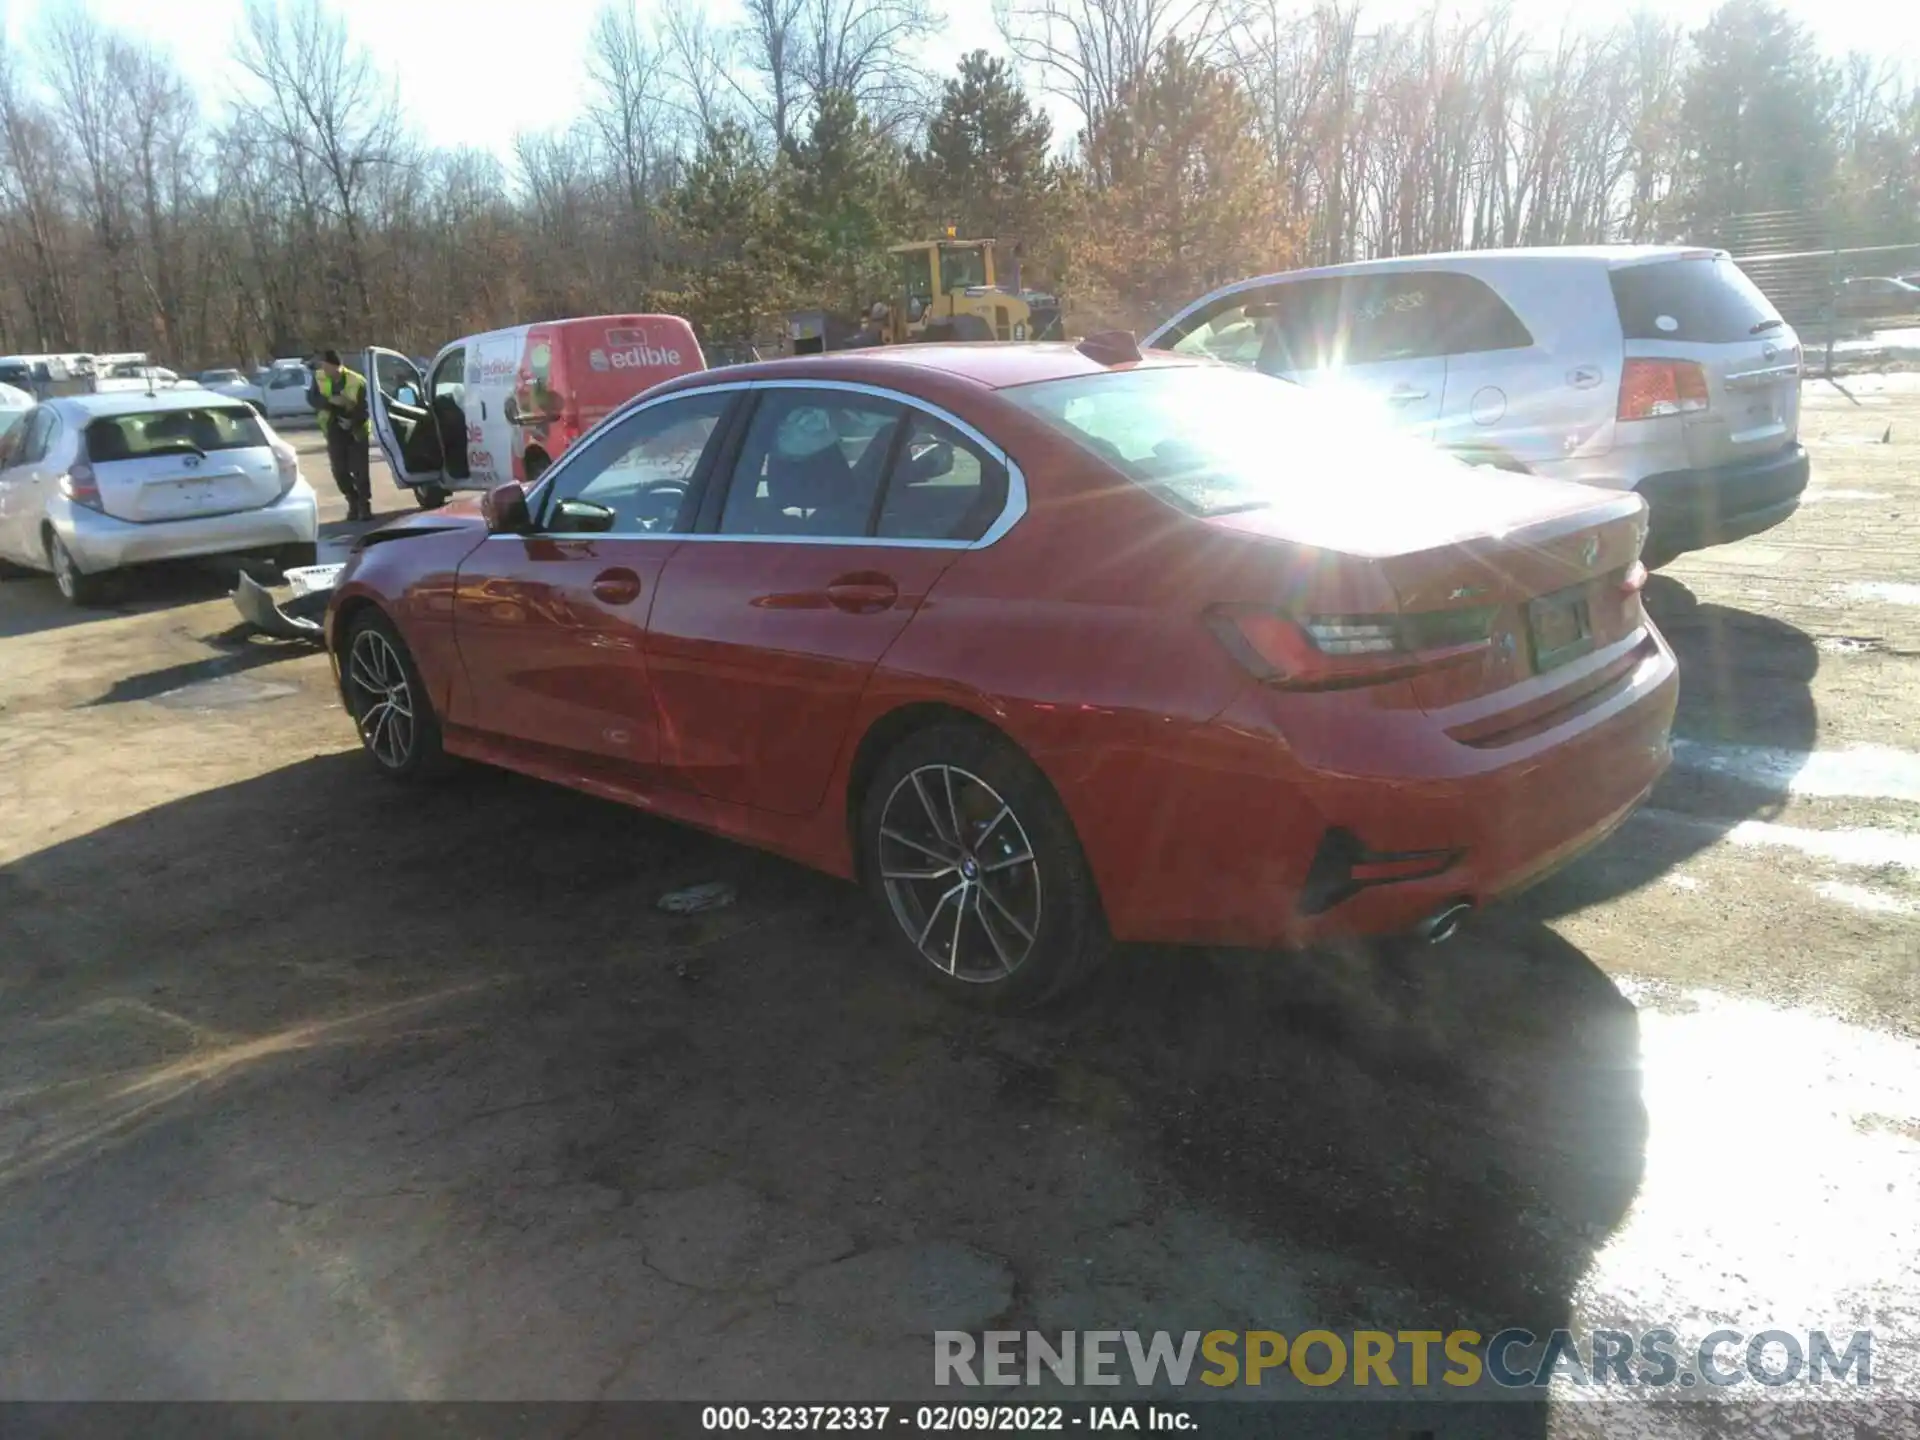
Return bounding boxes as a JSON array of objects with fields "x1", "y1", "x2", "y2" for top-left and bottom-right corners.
[
  {"x1": 270, "y1": 439, "x2": 299, "y2": 497},
  {"x1": 1207, "y1": 606, "x2": 1493, "y2": 690},
  {"x1": 1618, "y1": 359, "x2": 1709, "y2": 421},
  {"x1": 60, "y1": 463, "x2": 103, "y2": 511},
  {"x1": 1619, "y1": 561, "x2": 1649, "y2": 595}
]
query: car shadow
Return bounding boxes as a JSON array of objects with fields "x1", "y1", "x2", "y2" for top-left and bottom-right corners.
[
  {"x1": 1520, "y1": 573, "x2": 1819, "y2": 917},
  {"x1": 0, "y1": 750, "x2": 1636, "y2": 1425},
  {"x1": 0, "y1": 560, "x2": 281, "y2": 641}
]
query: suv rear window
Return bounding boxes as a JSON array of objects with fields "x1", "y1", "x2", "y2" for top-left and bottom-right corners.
[
  {"x1": 85, "y1": 406, "x2": 268, "y2": 462},
  {"x1": 1610, "y1": 257, "x2": 1783, "y2": 343}
]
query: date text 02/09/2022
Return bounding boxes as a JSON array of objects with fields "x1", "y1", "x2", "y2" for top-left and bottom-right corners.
[{"x1": 700, "y1": 1405, "x2": 1193, "y2": 1431}]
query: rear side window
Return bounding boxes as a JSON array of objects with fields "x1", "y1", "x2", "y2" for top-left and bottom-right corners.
[
  {"x1": 876, "y1": 415, "x2": 1007, "y2": 542},
  {"x1": 1610, "y1": 257, "x2": 1782, "y2": 342},
  {"x1": 85, "y1": 406, "x2": 266, "y2": 462}
]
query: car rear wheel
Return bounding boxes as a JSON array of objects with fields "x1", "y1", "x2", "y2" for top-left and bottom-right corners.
[
  {"x1": 859, "y1": 723, "x2": 1108, "y2": 1010},
  {"x1": 45, "y1": 532, "x2": 107, "y2": 607},
  {"x1": 275, "y1": 542, "x2": 319, "y2": 571},
  {"x1": 342, "y1": 611, "x2": 446, "y2": 779}
]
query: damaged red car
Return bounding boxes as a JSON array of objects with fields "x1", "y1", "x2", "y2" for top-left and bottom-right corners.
[{"x1": 326, "y1": 342, "x2": 1678, "y2": 1008}]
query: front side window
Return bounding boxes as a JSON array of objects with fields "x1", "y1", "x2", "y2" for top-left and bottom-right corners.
[
  {"x1": 940, "y1": 246, "x2": 989, "y2": 292},
  {"x1": 373, "y1": 353, "x2": 422, "y2": 405},
  {"x1": 545, "y1": 392, "x2": 732, "y2": 535},
  {"x1": 1166, "y1": 290, "x2": 1280, "y2": 368},
  {"x1": 86, "y1": 406, "x2": 265, "y2": 462},
  {"x1": 719, "y1": 390, "x2": 904, "y2": 538}
]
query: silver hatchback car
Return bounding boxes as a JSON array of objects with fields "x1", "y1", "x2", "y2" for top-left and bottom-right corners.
[
  {"x1": 0, "y1": 388, "x2": 318, "y2": 604},
  {"x1": 1147, "y1": 246, "x2": 1809, "y2": 565}
]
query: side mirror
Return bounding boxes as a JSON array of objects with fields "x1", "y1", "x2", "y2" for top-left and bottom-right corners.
[
  {"x1": 481, "y1": 481, "x2": 531, "y2": 534},
  {"x1": 551, "y1": 498, "x2": 616, "y2": 533}
]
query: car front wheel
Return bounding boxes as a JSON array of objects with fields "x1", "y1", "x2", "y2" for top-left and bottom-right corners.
[
  {"x1": 859, "y1": 722, "x2": 1108, "y2": 1010},
  {"x1": 342, "y1": 611, "x2": 446, "y2": 779}
]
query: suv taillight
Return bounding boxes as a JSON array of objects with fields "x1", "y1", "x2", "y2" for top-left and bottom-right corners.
[
  {"x1": 1618, "y1": 359, "x2": 1709, "y2": 421},
  {"x1": 60, "y1": 462, "x2": 103, "y2": 510},
  {"x1": 1206, "y1": 606, "x2": 1493, "y2": 690}
]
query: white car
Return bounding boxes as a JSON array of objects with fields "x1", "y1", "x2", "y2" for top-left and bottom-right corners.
[{"x1": 0, "y1": 390, "x2": 318, "y2": 605}]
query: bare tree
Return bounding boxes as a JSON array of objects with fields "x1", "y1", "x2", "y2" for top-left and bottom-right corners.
[
  {"x1": 996, "y1": 0, "x2": 1234, "y2": 133},
  {"x1": 233, "y1": 0, "x2": 403, "y2": 339},
  {"x1": 42, "y1": 7, "x2": 135, "y2": 344},
  {"x1": 660, "y1": 0, "x2": 737, "y2": 136},
  {"x1": 732, "y1": 0, "x2": 809, "y2": 148},
  {"x1": 796, "y1": 0, "x2": 940, "y2": 134}
]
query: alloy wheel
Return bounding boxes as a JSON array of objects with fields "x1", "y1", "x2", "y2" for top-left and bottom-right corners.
[
  {"x1": 877, "y1": 764, "x2": 1042, "y2": 983},
  {"x1": 346, "y1": 627, "x2": 416, "y2": 770}
]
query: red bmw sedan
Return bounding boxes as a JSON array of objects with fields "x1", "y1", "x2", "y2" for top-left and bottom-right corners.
[{"x1": 327, "y1": 342, "x2": 1677, "y2": 1007}]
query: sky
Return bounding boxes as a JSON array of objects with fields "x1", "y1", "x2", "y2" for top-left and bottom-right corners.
[{"x1": 3, "y1": 0, "x2": 1915, "y2": 161}]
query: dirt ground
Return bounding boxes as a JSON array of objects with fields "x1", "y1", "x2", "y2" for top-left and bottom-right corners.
[{"x1": 1, "y1": 392, "x2": 1916, "y2": 1430}]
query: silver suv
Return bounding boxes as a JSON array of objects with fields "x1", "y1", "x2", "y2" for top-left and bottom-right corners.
[{"x1": 1146, "y1": 246, "x2": 1809, "y2": 565}]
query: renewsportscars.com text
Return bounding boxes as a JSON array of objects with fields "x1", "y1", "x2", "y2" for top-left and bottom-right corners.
[{"x1": 934, "y1": 1328, "x2": 1872, "y2": 1391}]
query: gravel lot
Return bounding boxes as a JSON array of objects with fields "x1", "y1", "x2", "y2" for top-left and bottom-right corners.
[{"x1": 1, "y1": 386, "x2": 1915, "y2": 1431}]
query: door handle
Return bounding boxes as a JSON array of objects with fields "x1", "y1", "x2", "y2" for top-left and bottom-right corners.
[
  {"x1": 591, "y1": 567, "x2": 643, "y2": 605},
  {"x1": 1386, "y1": 386, "x2": 1429, "y2": 403},
  {"x1": 825, "y1": 575, "x2": 898, "y2": 613}
]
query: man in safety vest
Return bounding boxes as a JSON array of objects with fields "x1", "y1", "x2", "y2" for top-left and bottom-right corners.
[{"x1": 310, "y1": 348, "x2": 373, "y2": 521}]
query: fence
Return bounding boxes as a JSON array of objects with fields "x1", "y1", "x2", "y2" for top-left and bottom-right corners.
[{"x1": 1720, "y1": 210, "x2": 1920, "y2": 378}]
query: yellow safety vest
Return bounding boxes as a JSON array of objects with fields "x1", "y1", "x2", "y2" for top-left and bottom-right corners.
[{"x1": 315, "y1": 367, "x2": 370, "y2": 437}]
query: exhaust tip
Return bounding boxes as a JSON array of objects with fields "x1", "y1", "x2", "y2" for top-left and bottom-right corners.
[{"x1": 1416, "y1": 901, "x2": 1474, "y2": 946}]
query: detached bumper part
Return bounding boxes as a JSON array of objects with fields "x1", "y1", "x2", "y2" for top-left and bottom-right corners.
[{"x1": 233, "y1": 563, "x2": 342, "y2": 641}]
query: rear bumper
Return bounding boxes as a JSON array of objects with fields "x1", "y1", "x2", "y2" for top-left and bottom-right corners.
[
  {"x1": 53, "y1": 480, "x2": 319, "y2": 573},
  {"x1": 1635, "y1": 443, "x2": 1809, "y2": 557}
]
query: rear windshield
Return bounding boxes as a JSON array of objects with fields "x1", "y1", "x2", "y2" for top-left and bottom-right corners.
[
  {"x1": 85, "y1": 406, "x2": 268, "y2": 462},
  {"x1": 1004, "y1": 365, "x2": 1461, "y2": 517},
  {"x1": 1610, "y1": 257, "x2": 1783, "y2": 343}
]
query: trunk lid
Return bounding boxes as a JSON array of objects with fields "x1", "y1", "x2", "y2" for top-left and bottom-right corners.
[
  {"x1": 1212, "y1": 474, "x2": 1649, "y2": 713},
  {"x1": 84, "y1": 406, "x2": 283, "y2": 523}
]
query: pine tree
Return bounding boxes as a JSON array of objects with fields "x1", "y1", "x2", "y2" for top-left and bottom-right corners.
[{"x1": 916, "y1": 51, "x2": 1055, "y2": 246}]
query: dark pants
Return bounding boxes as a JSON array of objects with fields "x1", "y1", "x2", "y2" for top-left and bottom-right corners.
[{"x1": 326, "y1": 424, "x2": 371, "y2": 508}]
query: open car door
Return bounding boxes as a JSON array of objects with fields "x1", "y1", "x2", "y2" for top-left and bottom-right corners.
[{"x1": 366, "y1": 347, "x2": 449, "y2": 508}]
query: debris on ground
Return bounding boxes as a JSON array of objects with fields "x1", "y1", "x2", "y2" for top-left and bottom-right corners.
[{"x1": 657, "y1": 881, "x2": 736, "y2": 914}]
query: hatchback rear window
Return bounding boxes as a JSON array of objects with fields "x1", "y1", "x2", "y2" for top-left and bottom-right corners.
[
  {"x1": 1609, "y1": 257, "x2": 1783, "y2": 342},
  {"x1": 85, "y1": 406, "x2": 267, "y2": 462},
  {"x1": 1004, "y1": 365, "x2": 1461, "y2": 517}
]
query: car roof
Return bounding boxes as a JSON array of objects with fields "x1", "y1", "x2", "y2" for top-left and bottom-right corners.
[
  {"x1": 675, "y1": 342, "x2": 1199, "y2": 393},
  {"x1": 1225, "y1": 245, "x2": 1724, "y2": 286},
  {"x1": 50, "y1": 386, "x2": 253, "y2": 419}
]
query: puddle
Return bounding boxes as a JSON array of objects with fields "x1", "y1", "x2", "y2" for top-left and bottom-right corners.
[
  {"x1": 1814, "y1": 880, "x2": 1919, "y2": 916},
  {"x1": 1670, "y1": 739, "x2": 1920, "y2": 802},
  {"x1": 1575, "y1": 983, "x2": 1920, "y2": 1389},
  {"x1": 1642, "y1": 810, "x2": 1920, "y2": 871},
  {"x1": 1801, "y1": 488, "x2": 1893, "y2": 500},
  {"x1": 148, "y1": 674, "x2": 302, "y2": 710},
  {"x1": 1816, "y1": 636, "x2": 1887, "y2": 655},
  {"x1": 1847, "y1": 582, "x2": 1920, "y2": 606}
]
